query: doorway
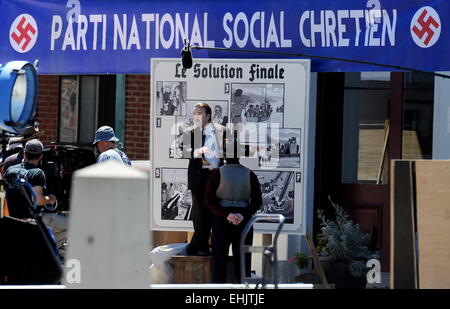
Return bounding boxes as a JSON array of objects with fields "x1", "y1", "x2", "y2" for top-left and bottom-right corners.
[{"x1": 313, "y1": 71, "x2": 434, "y2": 272}]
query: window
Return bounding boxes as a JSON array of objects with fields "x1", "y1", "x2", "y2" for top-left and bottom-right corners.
[
  {"x1": 402, "y1": 72, "x2": 434, "y2": 159},
  {"x1": 58, "y1": 75, "x2": 116, "y2": 145},
  {"x1": 341, "y1": 72, "x2": 390, "y2": 184},
  {"x1": 59, "y1": 76, "x2": 79, "y2": 143}
]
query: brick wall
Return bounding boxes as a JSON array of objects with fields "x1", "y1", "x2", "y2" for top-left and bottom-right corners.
[
  {"x1": 125, "y1": 75, "x2": 150, "y2": 160},
  {"x1": 36, "y1": 75, "x2": 59, "y2": 144},
  {"x1": 34, "y1": 74, "x2": 151, "y2": 160}
]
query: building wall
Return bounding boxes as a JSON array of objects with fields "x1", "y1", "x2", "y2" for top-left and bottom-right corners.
[
  {"x1": 124, "y1": 75, "x2": 151, "y2": 160},
  {"x1": 35, "y1": 74, "x2": 151, "y2": 161},
  {"x1": 36, "y1": 75, "x2": 59, "y2": 144},
  {"x1": 433, "y1": 72, "x2": 450, "y2": 159}
]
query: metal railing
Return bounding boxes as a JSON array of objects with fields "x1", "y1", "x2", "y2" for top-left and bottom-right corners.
[{"x1": 240, "y1": 214, "x2": 285, "y2": 288}]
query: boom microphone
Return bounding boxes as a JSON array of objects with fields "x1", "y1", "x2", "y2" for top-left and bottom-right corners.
[{"x1": 181, "y1": 40, "x2": 193, "y2": 69}]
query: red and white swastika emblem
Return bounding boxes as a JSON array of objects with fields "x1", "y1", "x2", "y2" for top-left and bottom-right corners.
[
  {"x1": 9, "y1": 14, "x2": 38, "y2": 53},
  {"x1": 410, "y1": 6, "x2": 441, "y2": 48}
]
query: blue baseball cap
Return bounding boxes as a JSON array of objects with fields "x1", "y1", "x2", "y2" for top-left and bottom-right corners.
[{"x1": 93, "y1": 126, "x2": 119, "y2": 144}]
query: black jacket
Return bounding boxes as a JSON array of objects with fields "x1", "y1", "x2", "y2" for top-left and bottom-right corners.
[{"x1": 182, "y1": 123, "x2": 227, "y2": 194}]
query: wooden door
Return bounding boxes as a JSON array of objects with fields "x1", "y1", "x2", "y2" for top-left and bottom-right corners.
[{"x1": 314, "y1": 72, "x2": 405, "y2": 272}]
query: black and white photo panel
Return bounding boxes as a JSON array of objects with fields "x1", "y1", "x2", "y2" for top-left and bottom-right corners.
[
  {"x1": 160, "y1": 168, "x2": 192, "y2": 221},
  {"x1": 254, "y1": 170, "x2": 295, "y2": 224},
  {"x1": 230, "y1": 83, "x2": 284, "y2": 127},
  {"x1": 258, "y1": 128, "x2": 301, "y2": 168},
  {"x1": 169, "y1": 123, "x2": 185, "y2": 159},
  {"x1": 156, "y1": 81, "x2": 187, "y2": 116}
]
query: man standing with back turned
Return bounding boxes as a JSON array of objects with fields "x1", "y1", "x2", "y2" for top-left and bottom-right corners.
[{"x1": 205, "y1": 141, "x2": 262, "y2": 283}]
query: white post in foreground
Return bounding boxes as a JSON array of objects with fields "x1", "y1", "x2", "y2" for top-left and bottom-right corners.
[{"x1": 65, "y1": 160, "x2": 150, "y2": 288}]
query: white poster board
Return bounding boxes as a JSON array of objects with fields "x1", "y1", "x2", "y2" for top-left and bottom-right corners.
[{"x1": 150, "y1": 58, "x2": 310, "y2": 234}]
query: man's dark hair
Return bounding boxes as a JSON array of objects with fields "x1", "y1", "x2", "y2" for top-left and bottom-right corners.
[
  {"x1": 234, "y1": 89, "x2": 243, "y2": 97},
  {"x1": 194, "y1": 102, "x2": 212, "y2": 122},
  {"x1": 225, "y1": 157, "x2": 240, "y2": 164},
  {"x1": 25, "y1": 152, "x2": 42, "y2": 161}
]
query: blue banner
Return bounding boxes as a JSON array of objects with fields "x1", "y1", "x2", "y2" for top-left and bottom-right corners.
[{"x1": 0, "y1": 0, "x2": 448, "y2": 74}]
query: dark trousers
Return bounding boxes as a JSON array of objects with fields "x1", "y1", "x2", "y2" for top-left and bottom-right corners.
[
  {"x1": 186, "y1": 169, "x2": 213, "y2": 255},
  {"x1": 211, "y1": 214, "x2": 253, "y2": 283}
]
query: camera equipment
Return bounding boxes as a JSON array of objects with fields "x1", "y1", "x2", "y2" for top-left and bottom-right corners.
[{"x1": 40, "y1": 144, "x2": 96, "y2": 212}]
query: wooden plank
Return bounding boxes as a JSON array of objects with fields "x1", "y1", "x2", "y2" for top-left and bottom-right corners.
[
  {"x1": 414, "y1": 161, "x2": 450, "y2": 289},
  {"x1": 184, "y1": 262, "x2": 193, "y2": 283},
  {"x1": 261, "y1": 233, "x2": 273, "y2": 282},
  {"x1": 390, "y1": 160, "x2": 418, "y2": 289},
  {"x1": 192, "y1": 262, "x2": 202, "y2": 282},
  {"x1": 172, "y1": 258, "x2": 183, "y2": 283},
  {"x1": 377, "y1": 120, "x2": 389, "y2": 185},
  {"x1": 305, "y1": 233, "x2": 328, "y2": 286},
  {"x1": 171, "y1": 256, "x2": 212, "y2": 283},
  {"x1": 358, "y1": 128, "x2": 386, "y2": 182},
  {"x1": 204, "y1": 259, "x2": 211, "y2": 283},
  {"x1": 262, "y1": 234, "x2": 272, "y2": 246}
]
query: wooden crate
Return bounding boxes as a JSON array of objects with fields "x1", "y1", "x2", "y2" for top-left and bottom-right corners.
[
  {"x1": 414, "y1": 161, "x2": 450, "y2": 289},
  {"x1": 391, "y1": 160, "x2": 450, "y2": 289},
  {"x1": 171, "y1": 255, "x2": 211, "y2": 283}
]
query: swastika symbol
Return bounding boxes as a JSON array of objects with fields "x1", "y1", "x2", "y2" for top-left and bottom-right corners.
[
  {"x1": 11, "y1": 16, "x2": 37, "y2": 51},
  {"x1": 410, "y1": 6, "x2": 441, "y2": 48},
  {"x1": 412, "y1": 9, "x2": 439, "y2": 46},
  {"x1": 9, "y1": 14, "x2": 38, "y2": 53}
]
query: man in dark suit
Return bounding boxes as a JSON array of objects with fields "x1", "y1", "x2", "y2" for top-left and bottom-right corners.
[{"x1": 182, "y1": 102, "x2": 228, "y2": 256}]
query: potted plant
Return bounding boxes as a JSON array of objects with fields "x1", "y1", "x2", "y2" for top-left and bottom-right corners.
[
  {"x1": 316, "y1": 196, "x2": 379, "y2": 289},
  {"x1": 290, "y1": 252, "x2": 317, "y2": 283},
  {"x1": 290, "y1": 252, "x2": 311, "y2": 271}
]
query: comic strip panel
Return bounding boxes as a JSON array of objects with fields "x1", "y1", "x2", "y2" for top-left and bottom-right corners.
[
  {"x1": 258, "y1": 128, "x2": 301, "y2": 168},
  {"x1": 156, "y1": 81, "x2": 187, "y2": 116},
  {"x1": 170, "y1": 100, "x2": 229, "y2": 159},
  {"x1": 254, "y1": 170, "x2": 295, "y2": 224},
  {"x1": 161, "y1": 168, "x2": 192, "y2": 220},
  {"x1": 230, "y1": 83, "x2": 284, "y2": 127}
]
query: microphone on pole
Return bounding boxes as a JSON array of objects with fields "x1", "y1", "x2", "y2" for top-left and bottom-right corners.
[{"x1": 181, "y1": 39, "x2": 193, "y2": 69}]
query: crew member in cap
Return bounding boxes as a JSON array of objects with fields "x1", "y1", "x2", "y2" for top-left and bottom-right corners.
[
  {"x1": 1, "y1": 126, "x2": 44, "y2": 177},
  {"x1": 93, "y1": 126, "x2": 131, "y2": 166},
  {"x1": 3, "y1": 139, "x2": 57, "y2": 219}
]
